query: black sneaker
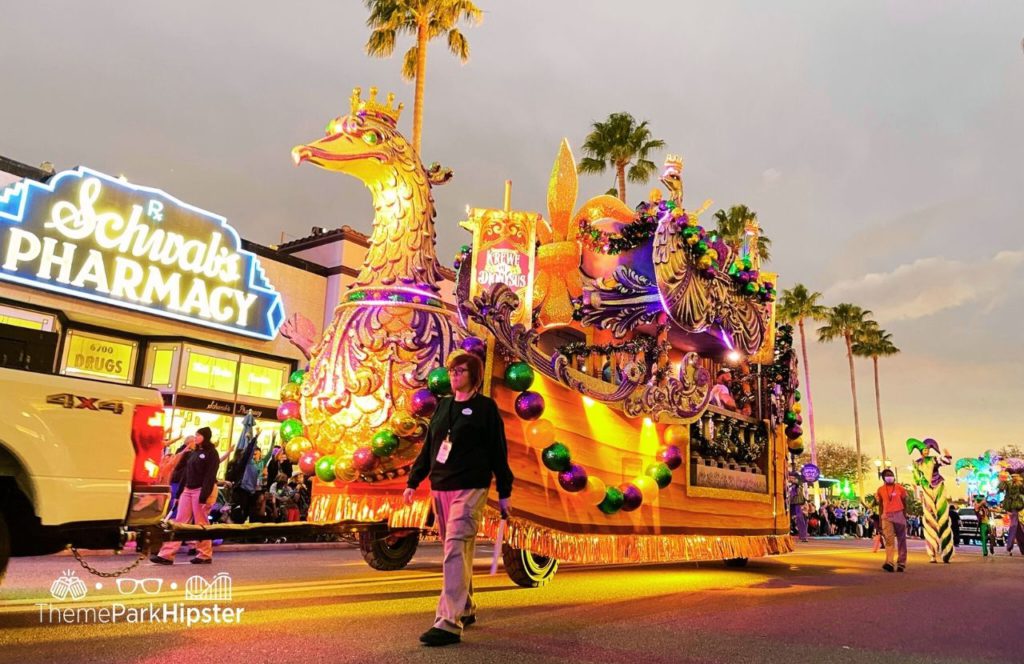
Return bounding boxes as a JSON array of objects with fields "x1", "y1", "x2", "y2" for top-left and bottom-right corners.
[
  {"x1": 149, "y1": 555, "x2": 173, "y2": 565},
  {"x1": 420, "y1": 628, "x2": 460, "y2": 647},
  {"x1": 896, "y1": 566, "x2": 905, "y2": 573},
  {"x1": 882, "y1": 563, "x2": 895, "y2": 573},
  {"x1": 190, "y1": 557, "x2": 212, "y2": 564},
  {"x1": 462, "y1": 615, "x2": 476, "y2": 627}
]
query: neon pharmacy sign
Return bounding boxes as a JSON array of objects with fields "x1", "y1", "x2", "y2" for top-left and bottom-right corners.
[{"x1": 0, "y1": 167, "x2": 284, "y2": 340}]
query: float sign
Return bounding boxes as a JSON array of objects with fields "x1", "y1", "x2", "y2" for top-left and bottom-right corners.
[
  {"x1": 460, "y1": 206, "x2": 538, "y2": 327},
  {"x1": 0, "y1": 167, "x2": 284, "y2": 340}
]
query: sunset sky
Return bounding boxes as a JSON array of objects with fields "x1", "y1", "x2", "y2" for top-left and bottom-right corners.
[{"x1": 3, "y1": 1, "x2": 1023, "y2": 476}]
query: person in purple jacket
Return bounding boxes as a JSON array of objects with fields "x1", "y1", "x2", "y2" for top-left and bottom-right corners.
[{"x1": 151, "y1": 426, "x2": 221, "y2": 565}]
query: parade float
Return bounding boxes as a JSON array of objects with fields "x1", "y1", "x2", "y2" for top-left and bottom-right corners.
[{"x1": 281, "y1": 87, "x2": 796, "y2": 586}]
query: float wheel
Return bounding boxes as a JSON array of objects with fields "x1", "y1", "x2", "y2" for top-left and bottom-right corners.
[
  {"x1": 502, "y1": 543, "x2": 558, "y2": 587},
  {"x1": 724, "y1": 557, "x2": 749, "y2": 568},
  {"x1": 359, "y1": 529, "x2": 419, "y2": 571}
]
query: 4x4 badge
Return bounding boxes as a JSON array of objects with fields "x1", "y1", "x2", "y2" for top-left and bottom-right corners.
[{"x1": 46, "y1": 393, "x2": 125, "y2": 414}]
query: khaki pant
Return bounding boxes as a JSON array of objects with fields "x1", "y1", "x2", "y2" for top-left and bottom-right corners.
[
  {"x1": 158, "y1": 487, "x2": 213, "y2": 560},
  {"x1": 432, "y1": 488, "x2": 488, "y2": 634},
  {"x1": 881, "y1": 517, "x2": 907, "y2": 567}
]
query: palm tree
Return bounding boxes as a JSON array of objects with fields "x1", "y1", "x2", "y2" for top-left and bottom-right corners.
[
  {"x1": 364, "y1": 0, "x2": 483, "y2": 155},
  {"x1": 852, "y1": 324, "x2": 900, "y2": 470},
  {"x1": 712, "y1": 205, "x2": 772, "y2": 263},
  {"x1": 818, "y1": 304, "x2": 874, "y2": 499},
  {"x1": 578, "y1": 112, "x2": 665, "y2": 203},
  {"x1": 777, "y1": 285, "x2": 828, "y2": 466}
]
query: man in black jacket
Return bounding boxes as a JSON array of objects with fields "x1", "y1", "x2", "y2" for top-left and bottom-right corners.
[{"x1": 151, "y1": 426, "x2": 221, "y2": 565}]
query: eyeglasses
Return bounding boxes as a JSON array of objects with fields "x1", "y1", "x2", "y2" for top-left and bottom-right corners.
[
  {"x1": 449, "y1": 367, "x2": 469, "y2": 375},
  {"x1": 116, "y1": 577, "x2": 164, "y2": 595}
]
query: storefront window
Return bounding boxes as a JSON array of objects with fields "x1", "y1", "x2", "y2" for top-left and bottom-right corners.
[
  {"x1": 0, "y1": 304, "x2": 58, "y2": 332},
  {"x1": 151, "y1": 348, "x2": 175, "y2": 385},
  {"x1": 165, "y1": 407, "x2": 235, "y2": 478},
  {"x1": 59, "y1": 329, "x2": 138, "y2": 384},
  {"x1": 184, "y1": 351, "x2": 238, "y2": 394},
  {"x1": 237, "y1": 361, "x2": 287, "y2": 401}
]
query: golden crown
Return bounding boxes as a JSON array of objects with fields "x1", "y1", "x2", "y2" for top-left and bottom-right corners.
[
  {"x1": 350, "y1": 86, "x2": 404, "y2": 125},
  {"x1": 664, "y1": 154, "x2": 684, "y2": 171}
]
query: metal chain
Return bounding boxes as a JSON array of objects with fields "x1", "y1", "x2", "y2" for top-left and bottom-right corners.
[{"x1": 70, "y1": 546, "x2": 147, "y2": 578}]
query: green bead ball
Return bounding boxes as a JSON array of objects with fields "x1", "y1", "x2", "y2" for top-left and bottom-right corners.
[
  {"x1": 289, "y1": 369, "x2": 307, "y2": 385},
  {"x1": 598, "y1": 486, "x2": 625, "y2": 514},
  {"x1": 427, "y1": 367, "x2": 451, "y2": 396},
  {"x1": 280, "y1": 418, "x2": 304, "y2": 442},
  {"x1": 646, "y1": 462, "x2": 673, "y2": 489},
  {"x1": 784, "y1": 411, "x2": 798, "y2": 424},
  {"x1": 541, "y1": 442, "x2": 571, "y2": 472},
  {"x1": 504, "y1": 362, "x2": 535, "y2": 392},
  {"x1": 315, "y1": 455, "x2": 337, "y2": 482},
  {"x1": 370, "y1": 430, "x2": 400, "y2": 457}
]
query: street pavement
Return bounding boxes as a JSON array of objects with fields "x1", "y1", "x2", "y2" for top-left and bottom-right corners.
[{"x1": 1, "y1": 538, "x2": 1022, "y2": 664}]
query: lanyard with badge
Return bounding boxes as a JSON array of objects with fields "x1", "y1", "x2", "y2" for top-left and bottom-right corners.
[{"x1": 436, "y1": 397, "x2": 473, "y2": 464}]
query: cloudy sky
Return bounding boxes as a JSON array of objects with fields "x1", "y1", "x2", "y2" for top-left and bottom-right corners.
[{"x1": 3, "y1": 1, "x2": 1023, "y2": 472}]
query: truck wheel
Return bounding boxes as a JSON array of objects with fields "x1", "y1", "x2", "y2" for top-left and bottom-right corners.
[
  {"x1": 724, "y1": 557, "x2": 749, "y2": 568},
  {"x1": 502, "y1": 544, "x2": 558, "y2": 587},
  {"x1": 0, "y1": 511, "x2": 10, "y2": 582},
  {"x1": 359, "y1": 529, "x2": 419, "y2": 571}
]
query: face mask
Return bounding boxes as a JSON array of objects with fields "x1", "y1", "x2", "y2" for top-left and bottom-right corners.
[{"x1": 884, "y1": 477, "x2": 895, "y2": 485}]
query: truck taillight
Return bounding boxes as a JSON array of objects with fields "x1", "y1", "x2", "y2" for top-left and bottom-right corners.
[{"x1": 131, "y1": 404, "x2": 165, "y2": 484}]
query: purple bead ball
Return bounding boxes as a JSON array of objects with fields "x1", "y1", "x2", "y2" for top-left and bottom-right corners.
[
  {"x1": 785, "y1": 423, "x2": 803, "y2": 440},
  {"x1": 620, "y1": 484, "x2": 643, "y2": 512},
  {"x1": 658, "y1": 445, "x2": 683, "y2": 471},
  {"x1": 514, "y1": 391, "x2": 545, "y2": 421},
  {"x1": 460, "y1": 336, "x2": 487, "y2": 361},
  {"x1": 557, "y1": 463, "x2": 588, "y2": 492},
  {"x1": 410, "y1": 388, "x2": 439, "y2": 418},
  {"x1": 352, "y1": 446, "x2": 379, "y2": 473}
]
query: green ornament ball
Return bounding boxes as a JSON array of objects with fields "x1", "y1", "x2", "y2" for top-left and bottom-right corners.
[
  {"x1": 427, "y1": 367, "x2": 452, "y2": 396},
  {"x1": 598, "y1": 486, "x2": 625, "y2": 514},
  {"x1": 646, "y1": 462, "x2": 673, "y2": 489},
  {"x1": 370, "y1": 430, "x2": 400, "y2": 457},
  {"x1": 795, "y1": 390, "x2": 802, "y2": 402},
  {"x1": 280, "y1": 418, "x2": 304, "y2": 442},
  {"x1": 315, "y1": 455, "x2": 337, "y2": 482},
  {"x1": 696, "y1": 240, "x2": 708, "y2": 253},
  {"x1": 541, "y1": 442, "x2": 571, "y2": 472},
  {"x1": 744, "y1": 282, "x2": 758, "y2": 294},
  {"x1": 289, "y1": 369, "x2": 307, "y2": 385},
  {"x1": 784, "y1": 411, "x2": 798, "y2": 424},
  {"x1": 504, "y1": 362, "x2": 535, "y2": 392}
]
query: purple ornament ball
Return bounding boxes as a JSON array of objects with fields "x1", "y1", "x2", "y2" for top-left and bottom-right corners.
[
  {"x1": 514, "y1": 391, "x2": 545, "y2": 421},
  {"x1": 353, "y1": 446, "x2": 379, "y2": 473},
  {"x1": 410, "y1": 388, "x2": 439, "y2": 418},
  {"x1": 277, "y1": 401, "x2": 300, "y2": 422},
  {"x1": 460, "y1": 336, "x2": 487, "y2": 361},
  {"x1": 620, "y1": 484, "x2": 643, "y2": 511},
  {"x1": 557, "y1": 464, "x2": 588, "y2": 492},
  {"x1": 658, "y1": 445, "x2": 683, "y2": 471}
]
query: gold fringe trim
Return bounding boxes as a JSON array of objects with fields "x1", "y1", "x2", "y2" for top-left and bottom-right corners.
[
  {"x1": 309, "y1": 492, "x2": 793, "y2": 564},
  {"x1": 477, "y1": 508, "x2": 793, "y2": 564},
  {"x1": 308, "y1": 491, "x2": 431, "y2": 529}
]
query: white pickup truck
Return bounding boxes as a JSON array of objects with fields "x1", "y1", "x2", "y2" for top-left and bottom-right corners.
[{"x1": 0, "y1": 367, "x2": 170, "y2": 581}]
